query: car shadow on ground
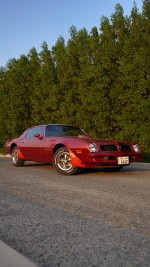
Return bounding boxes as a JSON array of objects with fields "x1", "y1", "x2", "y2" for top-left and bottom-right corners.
[
  {"x1": 80, "y1": 164, "x2": 150, "y2": 174},
  {"x1": 24, "y1": 162, "x2": 150, "y2": 174},
  {"x1": 1, "y1": 157, "x2": 150, "y2": 174}
]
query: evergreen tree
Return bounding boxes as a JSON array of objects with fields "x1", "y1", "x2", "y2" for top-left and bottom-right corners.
[
  {"x1": 114, "y1": 2, "x2": 150, "y2": 151},
  {"x1": 0, "y1": 56, "x2": 31, "y2": 137},
  {"x1": 37, "y1": 42, "x2": 59, "y2": 123},
  {"x1": 65, "y1": 26, "x2": 91, "y2": 126},
  {"x1": 0, "y1": 1, "x2": 149, "y2": 156},
  {"x1": 52, "y1": 36, "x2": 69, "y2": 123},
  {"x1": 0, "y1": 66, "x2": 8, "y2": 150},
  {"x1": 52, "y1": 30, "x2": 81, "y2": 125},
  {"x1": 27, "y1": 47, "x2": 42, "y2": 124},
  {"x1": 85, "y1": 16, "x2": 117, "y2": 138}
]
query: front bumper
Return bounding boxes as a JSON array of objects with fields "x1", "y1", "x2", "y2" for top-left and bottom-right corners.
[{"x1": 70, "y1": 150, "x2": 142, "y2": 169}]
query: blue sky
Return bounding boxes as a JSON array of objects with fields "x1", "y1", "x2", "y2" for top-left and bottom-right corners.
[{"x1": 0, "y1": 0, "x2": 143, "y2": 67}]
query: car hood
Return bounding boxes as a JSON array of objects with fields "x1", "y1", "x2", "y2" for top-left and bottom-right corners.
[{"x1": 77, "y1": 135, "x2": 131, "y2": 144}]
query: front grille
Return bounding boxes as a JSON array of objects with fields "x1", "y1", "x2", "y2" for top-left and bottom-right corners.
[
  {"x1": 100, "y1": 145, "x2": 118, "y2": 151},
  {"x1": 121, "y1": 145, "x2": 132, "y2": 152}
]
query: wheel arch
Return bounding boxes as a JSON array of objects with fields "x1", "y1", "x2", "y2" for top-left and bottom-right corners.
[
  {"x1": 53, "y1": 144, "x2": 85, "y2": 168},
  {"x1": 53, "y1": 144, "x2": 66, "y2": 155},
  {"x1": 10, "y1": 143, "x2": 17, "y2": 153}
]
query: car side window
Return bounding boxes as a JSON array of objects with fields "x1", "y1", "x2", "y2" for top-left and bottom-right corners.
[
  {"x1": 45, "y1": 125, "x2": 61, "y2": 136},
  {"x1": 26, "y1": 126, "x2": 44, "y2": 139}
]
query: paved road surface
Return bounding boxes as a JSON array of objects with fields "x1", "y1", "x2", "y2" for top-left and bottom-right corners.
[{"x1": 0, "y1": 157, "x2": 150, "y2": 267}]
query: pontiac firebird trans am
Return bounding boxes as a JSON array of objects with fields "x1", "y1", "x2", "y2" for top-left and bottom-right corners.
[{"x1": 6, "y1": 124, "x2": 142, "y2": 175}]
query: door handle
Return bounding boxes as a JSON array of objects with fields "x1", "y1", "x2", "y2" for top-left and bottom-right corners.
[{"x1": 21, "y1": 141, "x2": 25, "y2": 143}]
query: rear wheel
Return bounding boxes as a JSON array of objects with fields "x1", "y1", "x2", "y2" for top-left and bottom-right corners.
[
  {"x1": 53, "y1": 147, "x2": 79, "y2": 175},
  {"x1": 12, "y1": 146, "x2": 25, "y2": 167}
]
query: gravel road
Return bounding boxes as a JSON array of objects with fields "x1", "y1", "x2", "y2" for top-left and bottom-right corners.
[{"x1": 0, "y1": 157, "x2": 150, "y2": 267}]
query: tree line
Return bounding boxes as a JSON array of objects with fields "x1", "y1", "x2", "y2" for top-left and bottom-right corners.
[{"x1": 0, "y1": 1, "x2": 150, "y2": 158}]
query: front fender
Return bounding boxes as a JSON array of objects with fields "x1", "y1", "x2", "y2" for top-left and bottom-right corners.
[
  {"x1": 18, "y1": 148, "x2": 26, "y2": 160},
  {"x1": 68, "y1": 149, "x2": 86, "y2": 168}
]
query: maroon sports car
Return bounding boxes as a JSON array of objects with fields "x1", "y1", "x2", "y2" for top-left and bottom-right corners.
[{"x1": 6, "y1": 124, "x2": 142, "y2": 175}]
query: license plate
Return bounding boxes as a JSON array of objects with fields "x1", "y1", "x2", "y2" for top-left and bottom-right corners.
[{"x1": 118, "y1": 156, "x2": 129, "y2": 165}]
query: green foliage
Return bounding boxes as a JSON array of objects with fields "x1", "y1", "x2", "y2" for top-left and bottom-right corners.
[
  {"x1": 0, "y1": 1, "x2": 150, "y2": 161},
  {"x1": 142, "y1": 151, "x2": 150, "y2": 163}
]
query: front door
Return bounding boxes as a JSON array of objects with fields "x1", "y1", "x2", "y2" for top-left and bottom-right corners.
[{"x1": 20, "y1": 126, "x2": 45, "y2": 162}]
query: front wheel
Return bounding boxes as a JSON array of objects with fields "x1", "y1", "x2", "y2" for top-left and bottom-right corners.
[
  {"x1": 53, "y1": 147, "x2": 79, "y2": 175},
  {"x1": 12, "y1": 146, "x2": 25, "y2": 167}
]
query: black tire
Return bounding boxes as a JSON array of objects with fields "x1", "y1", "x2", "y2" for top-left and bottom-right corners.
[
  {"x1": 103, "y1": 166, "x2": 123, "y2": 172},
  {"x1": 53, "y1": 147, "x2": 79, "y2": 175},
  {"x1": 12, "y1": 146, "x2": 25, "y2": 167}
]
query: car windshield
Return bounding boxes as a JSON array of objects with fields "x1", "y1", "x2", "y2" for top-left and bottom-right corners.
[{"x1": 45, "y1": 125, "x2": 85, "y2": 137}]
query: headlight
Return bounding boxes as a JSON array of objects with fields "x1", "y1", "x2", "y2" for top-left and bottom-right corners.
[
  {"x1": 89, "y1": 143, "x2": 98, "y2": 153},
  {"x1": 133, "y1": 144, "x2": 140, "y2": 152}
]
